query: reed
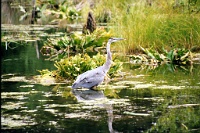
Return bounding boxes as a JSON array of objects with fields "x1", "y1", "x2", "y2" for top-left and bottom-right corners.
[{"x1": 91, "y1": 0, "x2": 200, "y2": 54}]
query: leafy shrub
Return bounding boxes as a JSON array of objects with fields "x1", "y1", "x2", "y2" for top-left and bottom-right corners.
[
  {"x1": 130, "y1": 46, "x2": 193, "y2": 65},
  {"x1": 39, "y1": 53, "x2": 123, "y2": 81},
  {"x1": 40, "y1": 28, "x2": 112, "y2": 61}
]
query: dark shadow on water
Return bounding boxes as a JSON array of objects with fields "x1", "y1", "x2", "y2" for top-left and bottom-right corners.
[{"x1": 1, "y1": 41, "x2": 55, "y2": 76}]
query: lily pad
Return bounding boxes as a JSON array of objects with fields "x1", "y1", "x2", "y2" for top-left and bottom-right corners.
[
  {"x1": 2, "y1": 76, "x2": 30, "y2": 82},
  {"x1": 124, "y1": 111, "x2": 151, "y2": 116},
  {"x1": 114, "y1": 81, "x2": 143, "y2": 85},
  {"x1": 19, "y1": 85, "x2": 34, "y2": 88},
  {"x1": 134, "y1": 83, "x2": 156, "y2": 89},
  {"x1": 1, "y1": 116, "x2": 37, "y2": 128},
  {"x1": 65, "y1": 112, "x2": 89, "y2": 119},
  {"x1": 155, "y1": 85, "x2": 185, "y2": 89},
  {"x1": 168, "y1": 104, "x2": 200, "y2": 109},
  {"x1": 1, "y1": 102, "x2": 25, "y2": 110}
]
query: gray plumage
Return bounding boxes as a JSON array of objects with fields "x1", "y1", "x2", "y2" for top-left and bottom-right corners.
[{"x1": 72, "y1": 37, "x2": 124, "y2": 89}]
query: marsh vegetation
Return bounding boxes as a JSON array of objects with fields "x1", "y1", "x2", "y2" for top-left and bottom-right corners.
[{"x1": 1, "y1": 0, "x2": 200, "y2": 132}]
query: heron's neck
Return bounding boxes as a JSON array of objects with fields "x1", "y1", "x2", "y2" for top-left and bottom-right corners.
[{"x1": 103, "y1": 42, "x2": 112, "y2": 73}]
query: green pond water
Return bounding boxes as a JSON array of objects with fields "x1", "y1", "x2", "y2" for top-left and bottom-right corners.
[{"x1": 1, "y1": 26, "x2": 200, "y2": 133}]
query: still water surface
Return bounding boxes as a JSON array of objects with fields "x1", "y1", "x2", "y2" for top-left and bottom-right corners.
[{"x1": 1, "y1": 39, "x2": 200, "y2": 133}]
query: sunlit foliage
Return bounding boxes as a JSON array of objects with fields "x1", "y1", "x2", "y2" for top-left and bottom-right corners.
[
  {"x1": 90, "y1": 0, "x2": 200, "y2": 53},
  {"x1": 39, "y1": 53, "x2": 123, "y2": 81}
]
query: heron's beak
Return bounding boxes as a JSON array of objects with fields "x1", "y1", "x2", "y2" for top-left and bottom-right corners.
[
  {"x1": 114, "y1": 38, "x2": 126, "y2": 41},
  {"x1": 117, "y1": 38, "x2": 125, "y2": 40},
  {"x1": 110, "y1": 37, "x2": 126, "y2": 43}
]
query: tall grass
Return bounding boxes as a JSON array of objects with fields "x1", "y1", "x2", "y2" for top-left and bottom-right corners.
[{"x1": 90, "y1": 0, "x2": 200, "y2": 54}]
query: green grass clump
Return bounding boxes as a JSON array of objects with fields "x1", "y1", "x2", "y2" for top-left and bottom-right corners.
[
  {"x1": 113, "y1": 5, "x2": 200, "y2": 53},
  {"x1": 90, "y1": 0, "x2": 200, "y2": 54}
]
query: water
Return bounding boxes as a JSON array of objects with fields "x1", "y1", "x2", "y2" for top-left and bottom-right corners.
[{"x1": 1, "y1": 30, "x2": 200, "y2": 133}]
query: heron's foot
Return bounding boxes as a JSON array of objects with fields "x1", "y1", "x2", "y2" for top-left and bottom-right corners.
[{"x1": 90, "y1": 86, "x2": 98, "y2": 91}]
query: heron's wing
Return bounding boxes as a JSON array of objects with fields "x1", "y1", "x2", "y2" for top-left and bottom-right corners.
[{"x1": 74, "y1": 67, "x2": 106, "y2": 88}]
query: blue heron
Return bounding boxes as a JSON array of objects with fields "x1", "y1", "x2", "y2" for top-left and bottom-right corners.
[{"x1": 72, "y1": 37, "x2": 124, "y2": 89}]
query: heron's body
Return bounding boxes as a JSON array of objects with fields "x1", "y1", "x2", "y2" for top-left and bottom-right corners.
[
  {"x1": 72, "y1": 37, "x2": 124, "y2": 89},
  {"x1": 72, "y1": 66, "x2": 106, "y2": 89}
]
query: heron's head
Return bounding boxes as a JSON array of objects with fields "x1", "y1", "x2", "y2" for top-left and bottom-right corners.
[{"x1": 108, "y1": 37, "x2": 125, "y2": 43}]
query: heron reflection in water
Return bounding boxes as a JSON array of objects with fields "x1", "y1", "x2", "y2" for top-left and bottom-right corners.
[
  {"x1": 72, "y1": 89, "x2": 121, "y2": 133},
  {"x1": 72, "y1": 37, "x2": 124, "y2": 89}
]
